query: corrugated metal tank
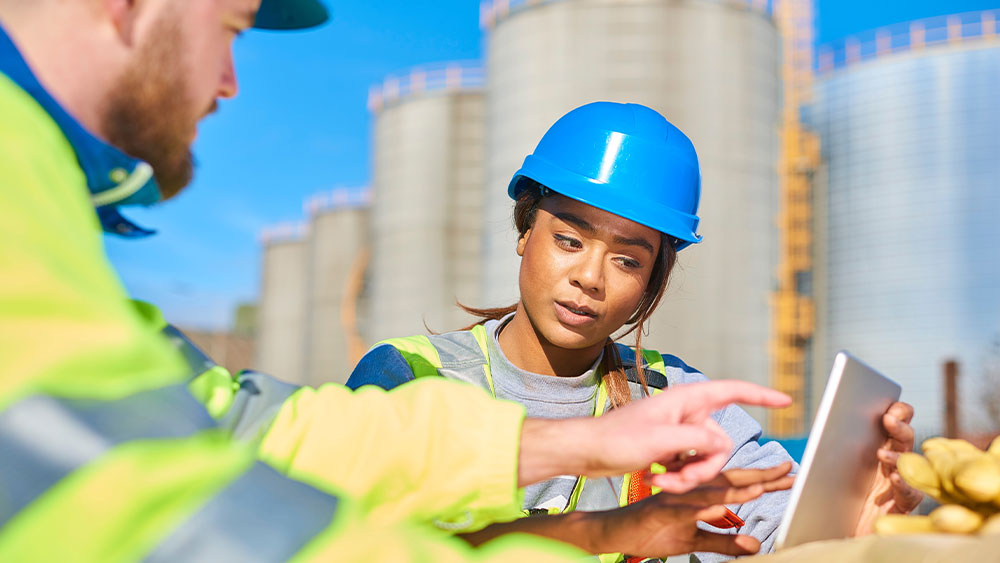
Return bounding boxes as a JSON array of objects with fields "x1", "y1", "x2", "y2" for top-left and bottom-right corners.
[
  {"x1": 256, "y1": 224, "x2": 309, "y2": 385},
  {"x1": 480, "y1": 0, "x2": 780, "y2": 418},
  {"x1": 810, "y1": 11, "x2": 1000, "y2": 434},
  {"x1": 304, "y1": 189, "x2": 370, "y2": 385},
  {"x1": 367, "y1": 63, "x2": 486, "y2": 341}
]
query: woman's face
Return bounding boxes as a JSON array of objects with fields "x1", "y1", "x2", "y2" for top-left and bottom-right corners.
[{"x1": 516, "y1": 194, "x2": 661, "y2": 351}]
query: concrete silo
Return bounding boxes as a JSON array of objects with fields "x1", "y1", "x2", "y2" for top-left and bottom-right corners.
[
  {"x1": 810, "y1": 11, "x2": 1000, "y2": 435},
  {"x1": 480, "y1": 0, "x2": 781, "y2": 418},
  {"x1": 304, "y1": 188, "x2": 370, "y2": 385},
  {"x1": 366, "y1": 62, "x2": 486, "y2": 341},
  {"x1": 256, "y1": 223, "x2": 309, "y2": 385}
]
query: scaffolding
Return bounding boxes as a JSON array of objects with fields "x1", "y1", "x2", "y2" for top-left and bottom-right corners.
[{"x1": 771, "y1": 0, "x2": 819, "y2": 436}]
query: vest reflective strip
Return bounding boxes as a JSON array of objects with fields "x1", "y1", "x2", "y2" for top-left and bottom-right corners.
[
  {"x1": 469, "y1": 325, "x2": 495, "y2": 396},
  {"x1": 397, "y1": 330, "x2": 493, "y2": 391},
  {"x1": 145, "y1": 462, "x2": 338, "y2": 562},
  {"x1": 0, "y1": 384, "x2": 216, "y2": 527},
  {"x1": 162, "y1": 325, "x2": 216, "y2": 380},
  {"x1": 375, "y1": 335, "x2": 442, "y2": 378}
]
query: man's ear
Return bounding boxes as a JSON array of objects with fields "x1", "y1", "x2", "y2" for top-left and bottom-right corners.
[
  {"x1": 106, "y1": 0, "x2": 140, "y2": 46},
  {"x1": 516, "y1": 229, "x2": 531, "y2": 257}
]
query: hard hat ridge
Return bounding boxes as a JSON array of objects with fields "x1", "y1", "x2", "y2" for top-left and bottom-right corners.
[{"x1": 508, "y1": 101, "x2": 702, "y2": 250}]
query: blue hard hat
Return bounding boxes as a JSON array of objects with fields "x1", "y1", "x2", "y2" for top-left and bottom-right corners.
[
  {"x1": 254, "y1": 0, "x2": 329, "y2": 30},
  {"x1": 508, "y1": 102, "x2": 702, "y2": 250}
]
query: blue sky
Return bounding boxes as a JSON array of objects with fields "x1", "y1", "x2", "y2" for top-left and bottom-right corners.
[{"x1": 105, "y1": 0, "x2": 1000, "y2": 330}]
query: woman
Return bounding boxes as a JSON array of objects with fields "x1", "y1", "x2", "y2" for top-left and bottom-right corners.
[{"x1": 347, "y1": 102, "x2": 921, "y2": 561}]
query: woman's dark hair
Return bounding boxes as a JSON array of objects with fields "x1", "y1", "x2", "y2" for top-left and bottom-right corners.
[{"x1": 460, "y1": 179, "x2": 678, "y2": 408}]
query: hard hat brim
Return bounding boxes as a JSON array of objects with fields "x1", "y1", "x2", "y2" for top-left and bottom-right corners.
[
  {"x1": 509, "y1": 156, "x2": 702, "y2": 250},
  {"x1": 254, "y1": 0, "x2": 329, "y2": 30}
]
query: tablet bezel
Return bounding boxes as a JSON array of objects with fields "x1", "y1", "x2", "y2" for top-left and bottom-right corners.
[{"x1": 773, "y1": 351, "x2": 902, "y2": 550}]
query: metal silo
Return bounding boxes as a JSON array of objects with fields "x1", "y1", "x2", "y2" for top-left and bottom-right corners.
[
  {"x1": 811, "y1": 11, "x2": 1000, "y2": 435},
  {"x1": 480, "y1": 0, "x2": 781, "y2": 416},
  {"x1": 256, "y1": 223, "x2": 309, "y2": 385},
  {"x1": 367, "y1": 62, "x2": 486, "y2": 341},
  {"x1": 304, "y1": 188, "x2": 370, "y2": 385}
]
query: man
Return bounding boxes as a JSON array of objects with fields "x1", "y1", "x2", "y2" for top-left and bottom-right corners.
[{"x1": 0, "y1": 0, "x2": 795, "y2": 559}]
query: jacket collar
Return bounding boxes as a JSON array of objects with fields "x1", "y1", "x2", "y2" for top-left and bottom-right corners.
[{"x1": 0, "y1": 23, "x2": 160, "y2": 237}]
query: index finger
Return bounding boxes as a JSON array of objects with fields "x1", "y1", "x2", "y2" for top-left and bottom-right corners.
[{"x1": 666, "y1": 381, "x2": 792, "y2": 417}]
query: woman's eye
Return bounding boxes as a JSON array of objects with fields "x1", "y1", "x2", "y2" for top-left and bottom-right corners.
[
  {"x1": 554, "y1": 234, "x2": 581, "y2": 249},
  {"x1": 616, "y1": 257, "x2": 641, "y2": 269}
]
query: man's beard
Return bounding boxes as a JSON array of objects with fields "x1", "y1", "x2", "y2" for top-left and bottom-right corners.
[{"x1": 100, "y1": 17, "x2": 200, "y2": 200}]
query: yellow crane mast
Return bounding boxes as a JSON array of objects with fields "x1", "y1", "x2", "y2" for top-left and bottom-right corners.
[{"x1": 771, "y1": 0, "x2": 820, "y2": 436}]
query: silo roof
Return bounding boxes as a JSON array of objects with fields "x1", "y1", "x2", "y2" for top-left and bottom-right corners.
[{"x1": 478, "y1": 0, "x2": 772, "y2": 30}]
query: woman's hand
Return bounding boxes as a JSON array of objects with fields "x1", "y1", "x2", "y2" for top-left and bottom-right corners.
[
  {"x1": 606, "y1": 463, "x2": 796, "y2": 558},
  {"x1": 854, "y1": 401, "x2": 924, "y2": 535}
]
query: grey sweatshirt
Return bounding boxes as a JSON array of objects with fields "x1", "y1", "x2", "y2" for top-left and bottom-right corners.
[{"x1": 482, "y1": 315, "x2": 796, "y2": 563}]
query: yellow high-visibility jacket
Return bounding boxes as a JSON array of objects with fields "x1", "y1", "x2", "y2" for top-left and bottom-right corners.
[{"x1": 0, "y1": 38, "x2": 582, "y2": 562}]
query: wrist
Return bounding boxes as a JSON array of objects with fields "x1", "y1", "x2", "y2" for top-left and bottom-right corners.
[{"x1": 518, "y1": 417, "x2": 595, "y2": 487}]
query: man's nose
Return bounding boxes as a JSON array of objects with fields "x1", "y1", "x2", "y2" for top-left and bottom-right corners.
[{"x1": 218, "y1": 51, "x2": 238, "y2": 99}]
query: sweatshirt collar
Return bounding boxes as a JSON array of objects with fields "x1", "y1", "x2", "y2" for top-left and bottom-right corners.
[{"x1": 0, "y1": 23, "x2": 160, "y2": 237}]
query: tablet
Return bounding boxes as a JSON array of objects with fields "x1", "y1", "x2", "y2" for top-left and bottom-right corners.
[{"x1": 773, "y1": 351, "x2": 902, "y2": 550}]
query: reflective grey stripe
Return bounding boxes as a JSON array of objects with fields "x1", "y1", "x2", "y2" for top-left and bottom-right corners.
[
  {"x1": 146, "y1": 462, "x2": 338, "y2": 563},
  {"x1": 220, "y1": 371, "x2": 301, "y2": 443},
  {"x1": 162, "y1": 324, "x2": 217, "y2": 380},
  {"x1": 577, "y1": 474, "x2": 625, "y2": 512},
  {"x1": 423, "y1": 331, "x2": 492, "y2": 389},
  {"x1": 0, "y1": 384, "x2": 217, "y2": 527}
]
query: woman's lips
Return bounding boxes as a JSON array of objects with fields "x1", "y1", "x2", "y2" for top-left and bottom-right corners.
[{"x1": 554, "y1": 301, "x2": 597, "y2": 327}]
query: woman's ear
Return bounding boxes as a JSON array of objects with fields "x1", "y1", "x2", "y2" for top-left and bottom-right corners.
[{"x1": 515, "y1": 229, "x2": 531, "y2": 257}]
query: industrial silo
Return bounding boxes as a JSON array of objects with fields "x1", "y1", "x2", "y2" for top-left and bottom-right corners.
[
  {"x1": 480, "y1": 0, "x2": 781, "y2": 414},
  {"x1": 810, "y1": 11, "x2": 1000, "y2": 435},
  {"x1": 303, "y1": 188, "x2": 370, "y2": 385},
  {"x1": 256, "y1": 223, "x2": 309, "y2": 385},
  {"x1": 366, "y1": 62, "x2": 486, "y2": 341}
]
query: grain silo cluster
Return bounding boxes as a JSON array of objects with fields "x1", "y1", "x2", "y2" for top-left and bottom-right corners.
[{"x1": 256, "y1": 1, "x2": 1000, "y2": 435}]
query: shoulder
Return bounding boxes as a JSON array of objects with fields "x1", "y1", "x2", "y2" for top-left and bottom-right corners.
[
  {"x1": 377, "y1": 328, "x2": 487, "y2": 370},
  {"x1": 346, "y1": 344, "x2": 416, "y2": 391},
  {"x1": 0, "y1": 74, "x2": 81, "y2": 191},
  {"x1": 614, "y1": 343, "x2": 707, "y2": 391},
  {"x1": 348, "y1": 328, "x2": 489, "y2": 391}
]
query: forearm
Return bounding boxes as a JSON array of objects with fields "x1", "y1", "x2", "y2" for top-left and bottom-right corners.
[
  {"x1": 458, "y1": 511, "x2": 604, "y2": 554},
  {"x1": 259, "y1": 378, "x2": 525, "y2": 528}
]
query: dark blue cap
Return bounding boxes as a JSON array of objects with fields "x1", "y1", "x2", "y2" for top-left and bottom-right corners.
[{"x1": 254, "y1": 0, "x2": 329, "y2": 30}]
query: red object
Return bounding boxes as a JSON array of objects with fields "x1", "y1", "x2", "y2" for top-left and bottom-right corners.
[
  {"x1": 623, "y1": 471, "x2": 744, "y2": 563},
  {"x1": 705, "y1": 508, "x2": 745, "y2": 529}
]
